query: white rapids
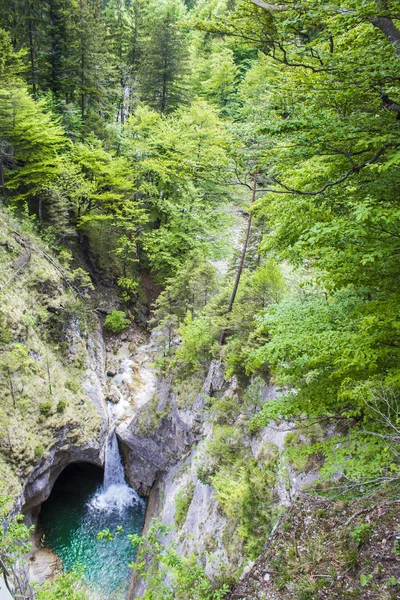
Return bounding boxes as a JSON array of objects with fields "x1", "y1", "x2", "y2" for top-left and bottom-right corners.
[
  {"x1": 89, "y1": 431, "x2": 143, "y2": 513},
  {"x1": 89, "y1": 332, "x2": 157, "y2": 513}
]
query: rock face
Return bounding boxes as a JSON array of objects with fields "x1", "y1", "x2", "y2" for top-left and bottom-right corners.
[
  {"x1": 156, "y1": 451, "x2": 230, "y2": 572},
  {"x1": 19, "y1": 320, "x2": 108, "y2": 522},
  {"x1": 128, "y1": 360, "x2": 232, "y2": 598},
  {"x1": 117, "y1": 381, "x2": 194, "y2": 496},
  {"x1": 204, "y1": 359, "x2": 225, "y2": 396},
  {"x1": 128, "y1": 363, "x2": 320, "y2": 599},
  {"x1": 28, "y1": 547, "x2": 61, "y2": 585},
  {"x1": 21, "y1": 436, "x2": 103, "y2": 521},
  {"x1": 81, "y1": 322, "x2": 108, "y2": 426},
  {"x1": 117, "y1": 358, "x2": 227, "y2": 498}
]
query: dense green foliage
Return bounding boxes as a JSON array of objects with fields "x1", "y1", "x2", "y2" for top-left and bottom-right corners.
[
  {"x1": 35, "y1": 570, "x2": 89, "y2": 600},
  {"x1": 0, "y1": 494, "x2": 32, "y2": 598},
  {"x1": 104, "y1": 310, "x2": 130, "y2": 333},
  {"x1": 158, "y1": 0, "x2": 400, "y2": 494},
  {"x1": 1, "y1": 0, "x2": 400, "y2": 596},
  {"x1": 130, "y1": 521, "x2": 230, "y2": 600}
]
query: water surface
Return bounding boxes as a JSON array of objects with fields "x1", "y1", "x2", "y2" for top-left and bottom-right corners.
[{"x1": 40, "y1": 463, "x2": 146, "y2": 600}]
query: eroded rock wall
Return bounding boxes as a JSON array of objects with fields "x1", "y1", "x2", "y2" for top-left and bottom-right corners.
[
  {"x1": 127, "y1": 360, "x2": 319, "y2": 599},
  {"x1": 20, "y1": 319, "x2": 108, "y2": 520}
]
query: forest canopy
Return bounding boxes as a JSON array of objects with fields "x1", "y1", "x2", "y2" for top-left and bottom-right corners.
[{"x1": 1, "y1": 0, "x2": 400, "y2": 482}]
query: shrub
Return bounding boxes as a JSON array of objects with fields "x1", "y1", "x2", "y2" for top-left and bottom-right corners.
[
  {"x1": 56, "y1": 247, "x2": 73, "y2": 266},
  {"x1": 34, "y1": 444, "x2": 44, "y2": 458},
  {"x1": 197, "y1": 465, "x2": 214, "y2": 486},
  {"x1": 212, "y1": 459, "x2": 277, "y2": 557},
  {"x1": 56, "y1": 399, "x2": 67, "y2": 413},
  {"x1": 117, "y1": 277, "x2": 139, "y2": 303},
  {"x1": 284, "y1": 431, "x2": 301, "y2": 447},
  {"x1": 39, "y1": 401, "x2": 52, "y2": 417},
  {"x1": 69, "y1": 268, "x2": 94, "y2": 294},
  {"x1": 350, "y1": 522, "x2": 372, "y2": 547},
  {"x1": 35, "y1": 569, "x2": 89, "y2": 600},
  {"x1": 129, "y1": 521, "x2": 230, "y2": 600},
  {"x1": 174, "y1": 313, "x2": 215, "y2": 374},
  {"x1": 175, "y1": 483, "x2": 195, "y2": 528},
  {"x1": 104, "y1": 310, "x2": 130, "y2": 333},
  {"x1": 65, "y1": 378, "x2": 81, "y2": 394},
  {"x1": 0, "y1": 311, "x2": 12, "y2": 344},
  {"x1": 206, "y1": 425, "x2": 243, "y2": 467}
]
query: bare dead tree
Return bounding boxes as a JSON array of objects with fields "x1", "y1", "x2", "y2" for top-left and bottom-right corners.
[{"x1": 220, "y1": 173, "x2": 257, "y2": 345}]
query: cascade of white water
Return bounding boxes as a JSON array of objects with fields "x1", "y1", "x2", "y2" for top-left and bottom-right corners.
[
  {"x1": 103, "y1": 432, "x2": 126, "y2": 488},
  {"x1": 89, "y1": 411, "x2": 143, "y2": 513}
]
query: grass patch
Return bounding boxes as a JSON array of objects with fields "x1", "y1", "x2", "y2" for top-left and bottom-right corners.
[{"x1": 175, "y1": 483, "x2": 195, "y2": 528}]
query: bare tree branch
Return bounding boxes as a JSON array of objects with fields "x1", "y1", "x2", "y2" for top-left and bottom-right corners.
[
  {"x1": 370, "y1": 15, "x2": 400, "y2": 58},
  {"x1": 252, "y1": 0, "x2": 290, "y2": 11},
  {"x1": 250, "y1": 0, "x2": 400, "y2": 58},
  {"x1": 256, "y1": 142, "x2": 398, "y2": 196}
]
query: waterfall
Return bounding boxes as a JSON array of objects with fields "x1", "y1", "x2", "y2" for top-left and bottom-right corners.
[
  {"x1": 89, "y1": 428, "x2": 143, "y2": 513},
  {"x1": 104, "y1": 432, "x2": 126, "y2": 488}
]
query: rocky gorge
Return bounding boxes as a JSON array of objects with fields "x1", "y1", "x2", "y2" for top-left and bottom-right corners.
[
  {"x1": 9, "y1": 268, "x2": 313, "y2": 599},
  {"x1": 2, "y1": 204, "x2": 400, "y2": 600}
]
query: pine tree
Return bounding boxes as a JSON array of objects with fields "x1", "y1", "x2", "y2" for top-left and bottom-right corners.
[
  {"x1": 104, "y1": 0, "x2": 147, "y2": 123},
  {"x1": 139, "y1": 0, "x2": 190, "y2": 113},
  {"x1": 40, "y1": 0, "x2": 70, "y2": 96},
  {"x1": 66, "y1": 0, "x2": 116, "y2": 126},
  {"x1": 0, "y1": 28, "x2": 24, "y2": 202},
  {"x1": 0, "y1": 0, "x2": 41, "y2": 95}
]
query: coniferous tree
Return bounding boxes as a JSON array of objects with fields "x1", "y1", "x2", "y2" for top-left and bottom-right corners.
[
  {"x1": 0, "y1": 28, "x2": 23, "y2": 202},
  {"x1": 104, "y1": 0, "x2": 147, "y2": 123},
  {"x1": 40, "y1": 0, "x2": 70, "y2": 96},
  {"x1": 139, "y1": 0, "x2": 190, "y2": 113},
  {"x1": 0, "y1": 0, "x2": 41, "y2": 94},
  {"x1": 67, "y1": 0, "x2": 115, "y2": 125}
]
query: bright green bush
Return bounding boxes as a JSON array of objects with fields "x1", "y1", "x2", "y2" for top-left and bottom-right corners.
[
  {"x1": 34, "y1": 444, "x2": 44, "y2": 458},
  {"x1": 56, "y1": 399, "x2": 67, "y2": 413},
  {"x1": 117, "y1": 276, "x2": 139, "y2": 302},
  {"x1": 350, "y1": 523, "x2": 372, "y2": 547},
  {"x1": 0, "y1": 312, "x2": 12, "y2": 344},
  {"x1": 175, "y1": 483, "x2": 195, "y2": 528},
  {"x1": 212, "y1": 458, "x2": 278, "y2": 558},
  {"x1": 129, "y1": 521, "x2": 230, "y2": 600},
  {"x1": 39, "y1": 401, "x2": 52, "y2": 416},
  {"x1": 35, "y1": 569, "x2": 89, "y2": 600},
  {"x1": 174, "y1": 312, "x2": 215, "y2": 374},
  {"x1": 104, "y1": 310, "x2": 130, "y2": 333}
]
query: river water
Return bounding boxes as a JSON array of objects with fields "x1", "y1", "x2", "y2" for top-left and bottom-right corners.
[{"x1": 39, "y1": 436, "x2": 146, "y2": 599}]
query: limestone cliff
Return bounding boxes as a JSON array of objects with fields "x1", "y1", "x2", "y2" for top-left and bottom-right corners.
[
  {"x1": 122, "y1": 357, "x2": 318, "y2": 598},
  {"x1": 0, "y1": 208, "x2": 106, "y2": 513}
]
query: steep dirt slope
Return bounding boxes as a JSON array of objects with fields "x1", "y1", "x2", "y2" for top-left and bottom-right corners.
[{"x1": 226, "y1": 490, "x2": 400, "y2": 600}]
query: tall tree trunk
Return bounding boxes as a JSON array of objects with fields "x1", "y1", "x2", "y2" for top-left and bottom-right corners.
[
  {"x1": 0, "y1": 161, "x2": 6, "y2": 204},
  {"x1": 370, "y1": 16, "x2": 400, "y2": 58},
  {"x1": 370, "y1": 0, "x2": 400, "y2": 58},
  {"x1": 27, "y1": 0, "x2": 37, "y2": 96},
  {"x1": 220, "y1": 173, "x2": 257, "y2": 345},
  {"x1": 38, "y1": 196, "x2": 43, "y2": 225},
  {"x1": 81, "y1": 37, "x2": 85, "y2": 122},
  {"x1": 160, "y1": 28, "x2": 170, "y2": 113}
]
